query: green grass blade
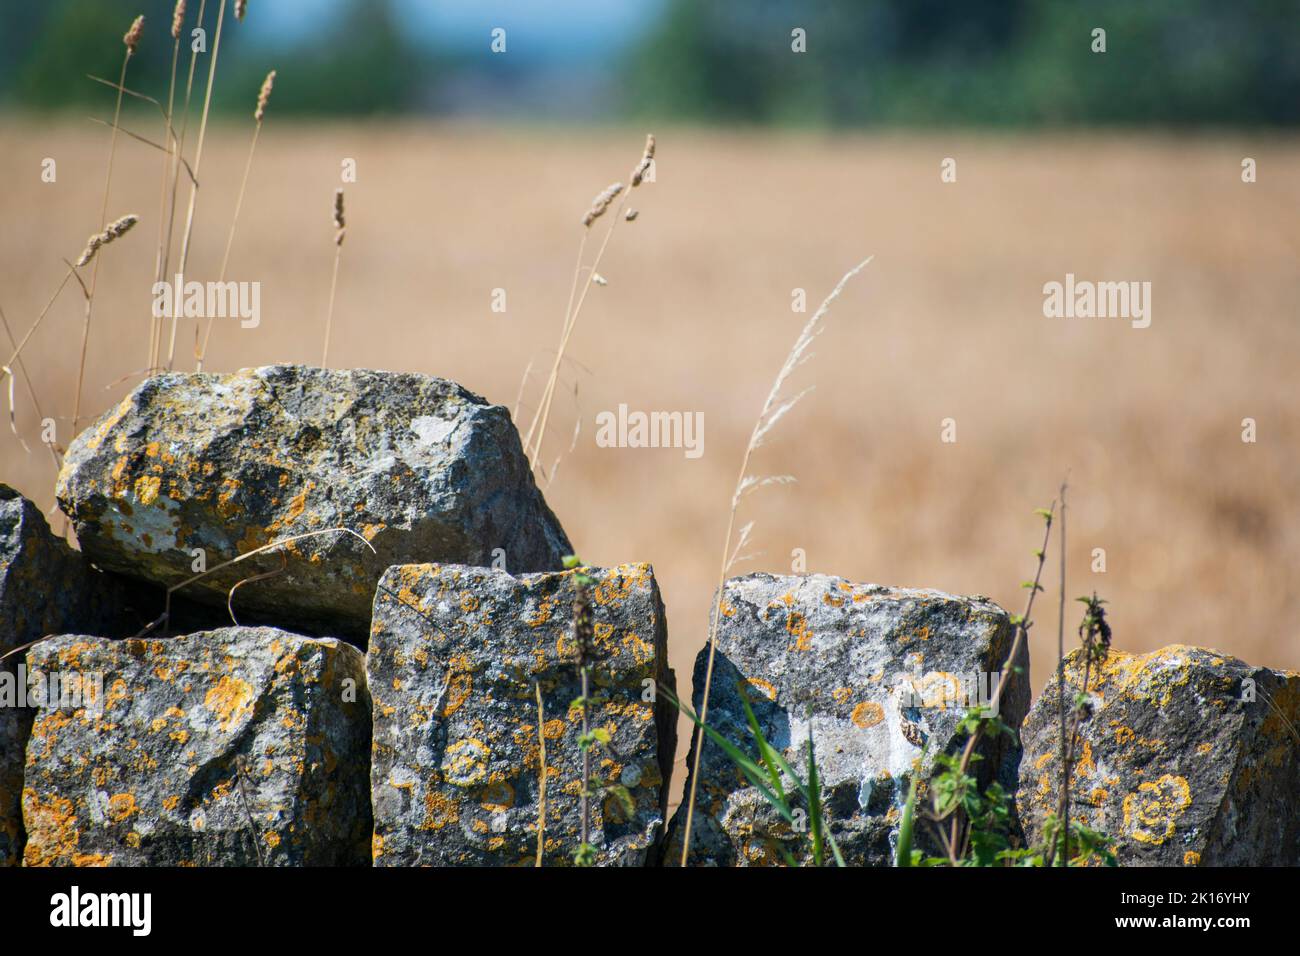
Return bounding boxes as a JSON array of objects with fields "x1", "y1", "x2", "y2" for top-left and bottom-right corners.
[
  {"x1": 806, "y1": 724, "x2": 825, "y2": 867},
  {"x1": 737, "y1": 684, "x2": 788, "y2": 804},
  {"x1": 896, "y1": 769, "x2": 920, "y2": 867}
]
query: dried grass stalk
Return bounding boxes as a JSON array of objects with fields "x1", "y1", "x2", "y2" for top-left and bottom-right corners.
[{"x1": 678, "y1": 257, "x2": 872, "y2": 865}]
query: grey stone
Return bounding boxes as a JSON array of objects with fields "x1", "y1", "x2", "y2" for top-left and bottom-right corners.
[
  {"x1": 1017, "y1": 644, "x2": 1300, "y2": 866},
  {"x1": 664, "y1": 573, "x2": 1027, "y2": 866},
  {"x1": 20, "y1": 626, "x2": 371, "y2": 866},
  {"x1": 1, "y1": 484, "x2": 139, "y2": 866},
  {"x1": 55, "y1": 365, "x2": 572, "y2": 639},
  {"x1": 368, "y1": 562, "x2": 675, "y2": 866}
]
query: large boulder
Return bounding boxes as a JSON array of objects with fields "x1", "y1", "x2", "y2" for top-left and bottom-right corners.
[
  {"x1": 664, "y1": 573, "x2": 1027, "y2": 866},
  {"x1": 1, "y1": 485, "x2": 139, "y2": 867},
  {"x1": 20, "y1": 627, "x2": 371, "y2": 866},
  {"x1": 368, "y1": 562, "x2": 675, "y2": 866},
  {"x1": 1017, "y1": 644, "x2": 1300, "y2": 866},
  {"x1": 55, "y1": 366, "x2": 572, "y2": 639}
]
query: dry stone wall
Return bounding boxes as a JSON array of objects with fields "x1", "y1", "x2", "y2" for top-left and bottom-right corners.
[{"x1": 3, "y1": 366, "x2": 1295, "y2": 867}]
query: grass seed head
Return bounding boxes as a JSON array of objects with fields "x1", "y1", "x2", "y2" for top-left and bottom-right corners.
[
  {"x1": 630, "y1": 134, "x2": 655, "y2": 187},
  {"x1": 235, "y1": 0, "x2": 248, "y2": 21},
  {"x1": 124, "y1": 15, "x2": 145, "y2": 54},
  {"x1": 255, "y1": 69, "x2": 276, "y2": 122},
  {"x1": 582, "y1": 182, "x2": 623, "y2": 228},
  {"x1": 76, "y1": 214, "x2": 140, "y2": 267},
  {"x1": 171, "y1": 1, "x2": 185, "y2": 39},
  {"x1": 333, "y1": 188, "x2": 346, "y2": 245}
]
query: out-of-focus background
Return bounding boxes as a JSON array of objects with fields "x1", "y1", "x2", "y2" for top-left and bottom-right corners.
[{"x1": 3, "y1": 1, "x2": 1298, "y2": 802}]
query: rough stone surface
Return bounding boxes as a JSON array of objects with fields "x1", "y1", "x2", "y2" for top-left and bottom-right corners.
[
  {"x1": 21, "y1": 627, "x2": 371, "y2": 866},
  {"x1": 1017, "y1": 644, "x2": 1300, "y2": 866},
  {"x1": 55, "y1": 365, "x2": 572, "y2": 639},
  {"x1": 664, "y1": 573, "x2": 1027, "y2": 866},
  {"x1": 368, "y1": 562, "x2": 675, "y2": 866},
  {"x1": 1, "y1": 485, "x2": 139, "y2": 867}
]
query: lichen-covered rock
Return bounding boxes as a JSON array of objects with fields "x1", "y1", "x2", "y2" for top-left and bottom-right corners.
[
  {"x1": 1017, "y1": 644, "x2": 1300, "y2": 866},
  {"x1": 55, "y1": 366, "x2": 572, "y2": 639},
  {"x1": 368, "y1": 562, "x2": 675, "y2": 866},
  {"x1": 21, "y1": 627, "x2": 371, "y2": 866},
  {"x1": 664, "y1": 573, "x2": 1027, "y2": 866},
  {"x1": 1, "y1": 484, "x2": 139, "y2": 867},
  {"x1": 0, "y1": 706, "x2": 24, "y2": 867}
]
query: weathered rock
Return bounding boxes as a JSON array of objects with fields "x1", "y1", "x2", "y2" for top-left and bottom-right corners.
[
  {"x1": 21, "y1": 627, "x2": 371, "y2": 866},
  {"x1": 664, "y1": 573, "x2": 1027, "y2": 866},
  {"x1": 368, "y1": 562, "x2": 675, "y2": 866},
  {"x1": 56, "y1": 366, "x2": 572, "y2": 639},
  {"x1": 1, "y1": 484, "x2": 138, "y2": 649},
  {"x1": 1017, "y1": 644, "x2": 1300, "y2": 866},
  {"x1": 1, "y1": 484, "x2": 140, "y2": 867}
]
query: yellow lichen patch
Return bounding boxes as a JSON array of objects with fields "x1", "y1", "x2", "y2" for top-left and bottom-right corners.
[
  {"x1": 263, "y1": 831, "x2": 281, "y2": 849},
  {"x1": 441, "y1": 672, "x2": 472, "y2": 717},
  {"x1": 419, "y1": 789, "x2": 459, "y2": 832},
  {"x1": 917, "y1": 671, "x2": 961, "y2": 710},
  {"x1": 832, "y1": 686, "x2": 852, "y2": 705},
  {"x1": 107, "y1": 793, "x2": 138, "y2": 823},
  {"x1": 746, "y1": 677, "x2": 778, "y2": 702},
  {"x1": 1183, "y1": 850, "x2": 1201, "y2": 866},
  {"x1": 479, "y1": 781, "x2": 515, "y2": 812},
  {"x1": 444, "y1": 738, "x2": 490, "y2": 787},
  {"x1": 851, "y1": 701, "x2": 885, "y2": 729},
  {"x1": 1122, "y1": 774, "x2": 1191, "y2": 846},
  {"x1": 22, "y1": 790, "x2": 80, "y2": 866},
  {"x1": 203, "y1": 675, "x2": 255, "y2": 731},
  {"x1": 785, "y1": 611, "x2": 812, "y2": 652},
  {"x1": 83, "y1": 395, "x2": 133, "y2": 452}
]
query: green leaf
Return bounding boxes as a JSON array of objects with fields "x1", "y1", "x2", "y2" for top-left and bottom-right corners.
[
  {"x1": 737, "y1": 684, "x2": 787, "y2": 805},
  {"x1": 896, "y1": 770, "x2": 919, "y2": 867},
  {"x1": 806, "y1": 722, "x2": 825, "y2": 867},
  {"x1": 660, "y1": 686, "x2": 793, "y2": 823}
]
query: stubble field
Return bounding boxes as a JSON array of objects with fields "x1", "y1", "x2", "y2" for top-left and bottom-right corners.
[{"x1": 3, "y1": 122, "x2": 1298, "y2": 799}]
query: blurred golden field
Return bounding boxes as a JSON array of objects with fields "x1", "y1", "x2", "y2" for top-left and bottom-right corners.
[{"x1": 2, "y1": 121, "x2": 1298, "y2": 797}]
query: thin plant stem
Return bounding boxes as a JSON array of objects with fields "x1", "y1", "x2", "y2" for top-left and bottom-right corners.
[
  {"x1": 534, "y1": 681, "x2": 547, "y2": 867},
  {"x1": 1055, "y1": 480, "x2": 1069, "y2": 864},
  {"x1": 321, "y1": 244, "x2": 343, "y2": 367},
  {"x1": 156, "y1": 0, "x2": 207, "y2": 371},
  {"x1": 580, "y1": 664, "x2": 591, "y2": 851},
  {"x1": 3, "y1": 269, "x2": 77, "y2": 376},
  {"x1": 679, "y1": 259, "x2": 871, "y2": 865},
  {"x1": 197, "y1": 120, "x2": 261, "y2": 370},
  {"x1": 521, "y1": 231, "x2": 587, "y2": 459},
  {"x1": 0, "y1": 304, "x2": 61, "y2": 472},
  {"x1": 526, "y1": 206, "x2": 625, "y2": 472},
  {"x1": 71, "y1": 47, "x2": 131, "y2": 437},
  {"x1": 168, "y1": 0, "x2": 226, "y2": 370},
  {"x1": 152, "y1": 31, "x2": 182, "y2": 371}
]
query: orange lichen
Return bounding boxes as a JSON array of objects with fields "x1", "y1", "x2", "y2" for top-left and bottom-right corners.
[
  {"x1": 851, "y1": 701, "x2": 885, "y2": 729},
  {"x1": 203, "y1": 675, "x2": 254, "y2": 731}
]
